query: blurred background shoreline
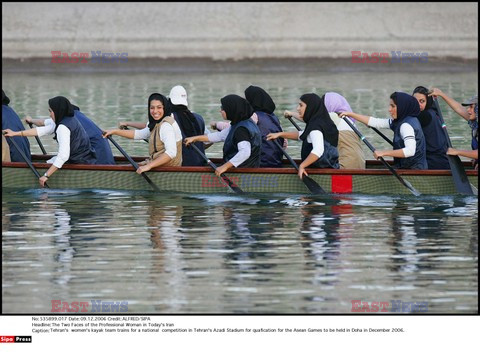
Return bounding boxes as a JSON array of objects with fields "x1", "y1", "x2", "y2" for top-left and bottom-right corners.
[
  {"x1": 2, "y1": 57, "x2": 478, "y2": 74},
  {"x1": 3, "y1": 3, "x2": 477, "y2": 62}
]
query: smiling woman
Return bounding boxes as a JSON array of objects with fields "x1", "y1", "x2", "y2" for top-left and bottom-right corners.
[{"x1": 103, "y1": 93, "x2": 183, "y2": 172}]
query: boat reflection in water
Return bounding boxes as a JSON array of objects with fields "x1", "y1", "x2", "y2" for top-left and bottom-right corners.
[{"x1": 1, "y1": 190, "x2": 477, "y2": 314}]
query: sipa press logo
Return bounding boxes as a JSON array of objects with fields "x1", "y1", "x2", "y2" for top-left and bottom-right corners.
[{"x1": 0, "y1": 336, "x2": 32, "y2": 343}]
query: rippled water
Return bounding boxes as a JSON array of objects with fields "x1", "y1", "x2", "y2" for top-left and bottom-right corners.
[
  {"x1": 2, "y1": 189, "x2": 478, "y2": 313},
  {"x1": 2, "y1": 65, "x2": 478, "y2": 313}
]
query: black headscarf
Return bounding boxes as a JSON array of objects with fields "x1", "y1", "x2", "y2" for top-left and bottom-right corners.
[
  {"x1": 2, "y1": 90, "x2": 10, "y2": 105},
  {"x1": 390, "y1": 92, "x2": 420, "y2": 122},
  {"x1": 48, "y1": 96, "x2": 75, "y2": 139},
  {"x1": 412, "y1": 86, "x2": 433, "y2": 110},
  {"x1": 171, "y1": 102, "x2": 201, "y2": 137},
  {"x1": 220, "y1": 94, "x2": 254, "y2": 125},
  {"x1": 244, "y1": 85, "x2": 276, "y2": 114},
  {"x1": 147, "y1": 93, "x2": 172, "y2": 131},
  {"x1": 299, "y1": 93, "x2": 338, "y2": 147}
]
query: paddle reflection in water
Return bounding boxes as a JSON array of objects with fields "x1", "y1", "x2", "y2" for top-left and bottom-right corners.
[{"x1": 1, "y1": 189, "x2": 478, "y2": 314}]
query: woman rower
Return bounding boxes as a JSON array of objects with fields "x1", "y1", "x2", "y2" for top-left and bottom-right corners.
[
  {"x1": 24, "y1": 104, "x2": 115, "y2": 165},
  {"x1": 411, "y1": 86, "x2": 449, "y2": 169},
  {"x1": 284, "y1": 92, "x2": 365, "y2": 169},
  {"x1": 184, "y1": 94, "x2": 262, "y2": 177},
  {"x1": 118, "y1": 85, "x2": 207, "y2": 166},
  {"x1": 103, "y1": 93, "x2": 183, "y2": 173},
  {"x1": 429, "y1": 89, "x2": 478, "y2": 168},
  {"x1": 211, "y1": 85, "x2": 286, "y2": 167},
  {"x1": 2, "y1": 90, "x2": 31, "y2": 162},
  {"x1": 339, "y1": 92, "x2": 427, "y2": 170},
  {"x1": 267, "y1": 93, "x2": 340, "y2": 179},
  {"x1": 4, "y1": 96, "x2": 97, "y2": 186}
]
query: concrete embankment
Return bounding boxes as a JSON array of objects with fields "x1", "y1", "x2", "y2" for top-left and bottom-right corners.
[{"x1": 2, "y1": 2, "x2": 478, "y2": 60}]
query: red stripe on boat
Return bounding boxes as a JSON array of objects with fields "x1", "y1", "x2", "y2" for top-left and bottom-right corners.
[{"x1": 331, "y1": 175, "x2": 352, "y2": 193}]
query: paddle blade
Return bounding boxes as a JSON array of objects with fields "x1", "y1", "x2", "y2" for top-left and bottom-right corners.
[
  {"x1": 302, "y1": 175, "x2": 326, "y2": 194},
  {"x1": 447, "y1": 155, "x2": 475, "y2": 195},
  {"x1": 221, "y1": 175, "x2": 244, "y2": 194},
  {"x1": 401, "y1": 179, "x2": 421, "y2": 197}
]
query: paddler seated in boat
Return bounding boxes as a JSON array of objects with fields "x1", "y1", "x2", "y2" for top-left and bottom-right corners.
[
  {"x1": 339, "y1": 92, "x2": 427, "y2": 170},
  {"x1": 411, "y1": 86, "x2": 449, "y2": 170},
  {"x1": 168, "y1": 85, "x2": 207, "y2": 166},
  {"x1": 103, "y1": 93, "x2": 183, "y2": 173},
  {"x1": 211, "y1": 85, "x2": 286, "y2": 167},
  {"x1": 284, "y1": 92, "x2": 365, "y2": 169},
  {"x1": 118, "y1": 85, "x2": 208, "y2": 166},
  {"x1": 184, "y1": 94, "x2": 262, "y2": 177},
  {"x1": 266, "y1": 93, "x2": 340, "y2": 179},
  {"x1": 429, "y1": 89, "x2": 478, "y2": 169},
  {"x1": 23, "y1": 105, "x2": 115, "y2": 165},
  {"x1": 2, "y1": 90, "x2": 31, "y2": 162},
  {"x1": 4, "y1": 96, "x2": 97, "y2": 187}
]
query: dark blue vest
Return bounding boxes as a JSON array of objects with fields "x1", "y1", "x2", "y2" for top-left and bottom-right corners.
[
  {"x1": 422, "y1": 109, "x2": 450, "y2": 170},
  {"x1": 390, "y1": 116, "x2": 427, "y2": 170},
  {"x1": 301, "y1": 131, "x2": 339, "y2": 169},
  {"x1": 58, "y1": 116, "x2": 97, "y2": 164},
  {"x1": 223, "y1": 119, "x2": 261, "y2": 168},
  {"x1": 2, "y1": 105, "x2": 31, "y2": 162},
  {"x1": 74, "y1": 110, "x2": 115, "y2": 165},
  {"x1": 256, "y1": 111, "x2": 284, "y2": 167},
  {"x1": 469, "y1": 120, "x2": 478, "y2": 150},
  {"x1": 173, "y1": 112, "x2": 206, "y2": 166}
]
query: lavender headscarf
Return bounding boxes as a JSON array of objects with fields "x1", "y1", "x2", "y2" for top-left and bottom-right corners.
[{"x1": 324, "y1": 92, "x2": 357, "y2": 122}]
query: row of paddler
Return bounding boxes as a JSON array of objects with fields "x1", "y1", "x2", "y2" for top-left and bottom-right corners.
[{"x1": 2, "y1": 86, "x2": 478, "y2": 188}]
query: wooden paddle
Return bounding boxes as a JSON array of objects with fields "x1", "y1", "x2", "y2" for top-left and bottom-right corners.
[
  {"x1": 341, "y1": 116, "x2": 421, "y2": 196},
  {"x1": 271, "y1": 139, "x2": 325, "y2": 194},
  {"x1": 432, "y1": 98, "x2": 475, "y2": 195},
  {"x1": 189, "y1": 143, "x2": 244, "y2": 194},
  {"x1": 105, "y1": 134, "x2": 161, "y2": 192},
  {"x1": 3, "y1": 131, "x2": 49, "y2": 188},
  {"x1": 286, "y1": 115, "x2": 302, "y2": 132},
  {"x1": 26, "y1": 121, "x2": 47, "y2": 154}
]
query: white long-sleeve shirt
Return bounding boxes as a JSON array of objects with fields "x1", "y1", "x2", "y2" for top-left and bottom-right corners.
[
  {"x1": 207, "y1": 126, "x2": 251, "y2": 167},
  {"x1": 298, "y1": 129, "x2": 325, "y2": 158},
  {"x1": 134, "y1": 122, "x2": 182, "y2": 159},
  {"x1": 46, "y1": 124, "x2": 71, "y2": 168},
  {"x1": 36, "y1": 118, "x2": 55, "y2": 137},
  {"x1": 31, "y1": 118, "x2": 70, "y2": 168},
  {"x1": 368, "y1": 117, "x2": 416, "y2": 157}
]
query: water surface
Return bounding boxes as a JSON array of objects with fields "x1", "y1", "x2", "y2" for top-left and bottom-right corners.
[{"x1": 2, "y1": 65, "x2": 478, "y2": 313}]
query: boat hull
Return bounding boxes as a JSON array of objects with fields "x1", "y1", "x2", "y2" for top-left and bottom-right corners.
[{"x1": 2, "y1": 156, "x2": 478, "y2": 195}]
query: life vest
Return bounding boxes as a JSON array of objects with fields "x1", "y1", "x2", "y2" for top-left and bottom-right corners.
[
  {"x1": 390, "y1": 116, "x2": 427, "y2": 170},
  {"x1": 148, "y1": 116, "x2": 182, "y2": 167},
  {"x1": 300, "y1": 131, "x2": 340, "y2": 169},
  {"x1": 173, "y1": 111, "x2": 206, "y2": 166},
  {"x1": 74, "y1": 110, "x2": 115, "y2": 165},
  {"x1": 58, "y1": 116, "x2": 97, "y2": 164},
  {"x1": 2, "y1": 105, "x2": 31, "y2": 162},
  {"x1": 223, "y1": 119, "x2": 261, "y2": 168},
  {"x1": 256, "y1": 111, "x2": 284, "y2": 167},
  {"x1": 418, "y1": 109, "x2": 449, "y2": 170}
]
